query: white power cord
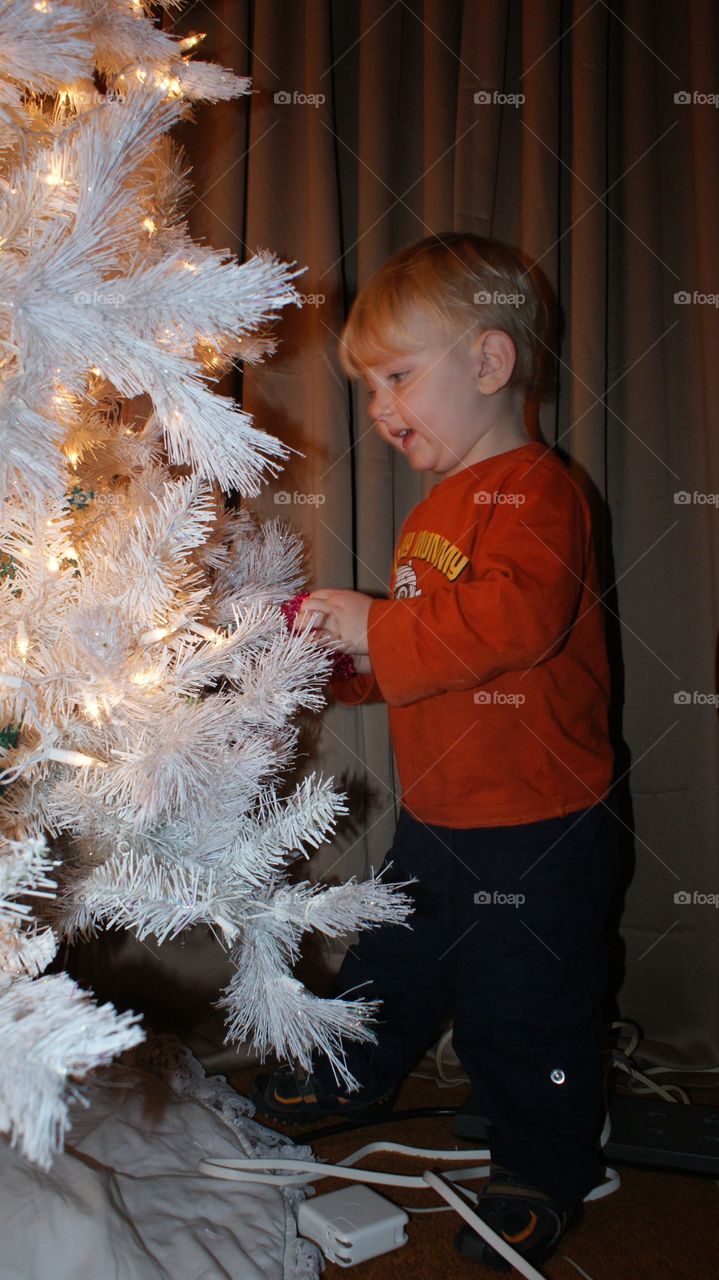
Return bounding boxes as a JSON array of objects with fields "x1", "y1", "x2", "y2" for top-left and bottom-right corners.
[
  {"x1": 409, "y1": 1026, "x2": 470, "y2": 1088},
  {"x1": 199, "y1": 1141, "x2": 495, "y2": 1189},
  {"x1": 199, "y1": 1138, "x2": 619, "y2": 1277},
  {"x1": 202, "y1": 1027, "x2": 678, "y2": 1272},
  {"x1": 199, "y1": 1145, "x2": 544, "y2": 1279},
  {"x1": 422, "y1": 1169, "x2": 545, "y2": 1280},
  {"x1": 612, "y1": 1055, "x2": 691, "y2": 1104},
  {"x1": 202, "y1": 1019, "x2": 718, "y2": 1270},
  {"x1": 609, "y1": 1019, "x2": 719, "y2": 1105}
]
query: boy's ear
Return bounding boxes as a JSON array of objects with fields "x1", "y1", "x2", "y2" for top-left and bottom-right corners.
[{"x1": 471, "y1": 330, "x2": 517, "y2": 394}]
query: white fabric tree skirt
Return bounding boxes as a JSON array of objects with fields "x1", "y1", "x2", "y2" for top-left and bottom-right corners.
[{"x1": 0, "y1": 1037, "x2": 320, "y2": 1280}]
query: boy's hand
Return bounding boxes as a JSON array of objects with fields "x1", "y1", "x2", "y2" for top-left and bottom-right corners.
[{"x1": 297, "y1": 589, "x2": 372, "y2": 655}]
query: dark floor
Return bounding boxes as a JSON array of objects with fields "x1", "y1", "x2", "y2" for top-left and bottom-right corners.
[{"x1": 227, "y1": 1066, "x2": 719, "y2": 1280}]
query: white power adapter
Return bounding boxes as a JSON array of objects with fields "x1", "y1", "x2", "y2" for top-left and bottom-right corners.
[{"x1": 297, "y1": 1185, "x2": 409, "y2": 1267}]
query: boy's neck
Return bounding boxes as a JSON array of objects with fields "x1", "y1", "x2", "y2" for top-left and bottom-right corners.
[{"x1": 444, "y1": 399, "x2": 531, "y2": 476}]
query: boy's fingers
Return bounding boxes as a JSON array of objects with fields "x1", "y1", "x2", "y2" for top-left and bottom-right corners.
[
  {"x1": 296, "y1": 607, "x2": 327, "y2": 631},
  {"x1": 308, "y1": 609, "x2": 328, "y2": 629},
  {"x1": 294, "y1": 606, "x2": 335, "y2": 644}
]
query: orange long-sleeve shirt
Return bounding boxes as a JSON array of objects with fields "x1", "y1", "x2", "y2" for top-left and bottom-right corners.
[{"x1": 331, "y1": 442, "x2": 614, "y2": 828}]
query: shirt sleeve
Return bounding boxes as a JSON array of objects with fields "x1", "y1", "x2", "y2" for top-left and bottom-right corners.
[
  {"x1": 366, "y1": 464, "x2": 590, "y2": 707},
  {"x1": 329, "y1": 670, "x2": 386, "y2": 705}
]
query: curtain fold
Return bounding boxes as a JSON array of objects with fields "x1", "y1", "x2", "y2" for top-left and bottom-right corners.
[{"x1": 170, "y1": 0, "x2": 718, "y2": 1064}]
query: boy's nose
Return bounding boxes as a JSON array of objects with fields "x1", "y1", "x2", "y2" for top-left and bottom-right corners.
[{"x1": 369, "y1": 387, "x2": 394, "y2": 421}]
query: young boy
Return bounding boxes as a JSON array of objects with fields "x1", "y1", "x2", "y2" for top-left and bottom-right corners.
[{"x1": 253, "y1": 234, "x2": 619, "y2": 1270}]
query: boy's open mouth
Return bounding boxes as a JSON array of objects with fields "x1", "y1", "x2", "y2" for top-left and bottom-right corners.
[{"x1": 394, "y1": 428, "x2": 414, "y2": 447}]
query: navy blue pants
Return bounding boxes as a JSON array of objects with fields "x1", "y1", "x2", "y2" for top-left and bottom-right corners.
[{"x1": 313, "y1": 797, "x2": 620, "y2": 1209}]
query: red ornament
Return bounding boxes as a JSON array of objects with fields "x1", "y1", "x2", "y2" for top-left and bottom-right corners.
[{"x1": 281, "y1": 592, "x2": 357, "y2": 679}]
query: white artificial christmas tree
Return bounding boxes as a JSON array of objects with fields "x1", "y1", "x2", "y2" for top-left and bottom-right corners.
[{"x1": 0, "y1": 0, "x2": 409, "y2": 1169}]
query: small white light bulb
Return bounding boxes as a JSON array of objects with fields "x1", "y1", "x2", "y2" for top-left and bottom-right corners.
[{"x1": 16, "y1": 621, "x2": 29, "y2": 658}]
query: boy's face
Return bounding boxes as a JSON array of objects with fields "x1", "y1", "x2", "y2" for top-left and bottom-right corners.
[{"x1": 361, "y1": 318, "x2": 507, "y2": 476}]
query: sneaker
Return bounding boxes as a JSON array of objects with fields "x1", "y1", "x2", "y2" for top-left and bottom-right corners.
[
  {"x1": 251, "y1": 1063, "x2": 398, "y2": 1126},
  {"x1": 454, "y1": 1166, "x2": 580, "y2": 1272}
]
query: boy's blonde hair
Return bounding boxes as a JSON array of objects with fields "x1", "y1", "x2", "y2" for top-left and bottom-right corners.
[{"x1": 339, "y1": 233, "x2": 549, "y2": 396}]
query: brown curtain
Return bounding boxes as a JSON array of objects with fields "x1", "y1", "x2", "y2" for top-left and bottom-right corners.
[{"x1": 169, "y1": 0, "x2": 719, "y2": 1068}]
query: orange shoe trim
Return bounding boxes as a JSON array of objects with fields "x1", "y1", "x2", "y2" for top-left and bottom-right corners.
[{"x1": 502, "y1": 1211, "x2": 538, "y2": 1246}]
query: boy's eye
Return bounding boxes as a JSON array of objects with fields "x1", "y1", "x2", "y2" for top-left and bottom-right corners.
[{"x1": 389, "y1": 370, "x2": 408, "y2": 383}]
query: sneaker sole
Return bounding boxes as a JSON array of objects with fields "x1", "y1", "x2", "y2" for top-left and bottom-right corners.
[
  {"x1": 454, "y1": 1202, "x2": 582, "y2": 1272},
  {"x1": 251, "y1": 1073, "x2": 398, "y2": 1126}
]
